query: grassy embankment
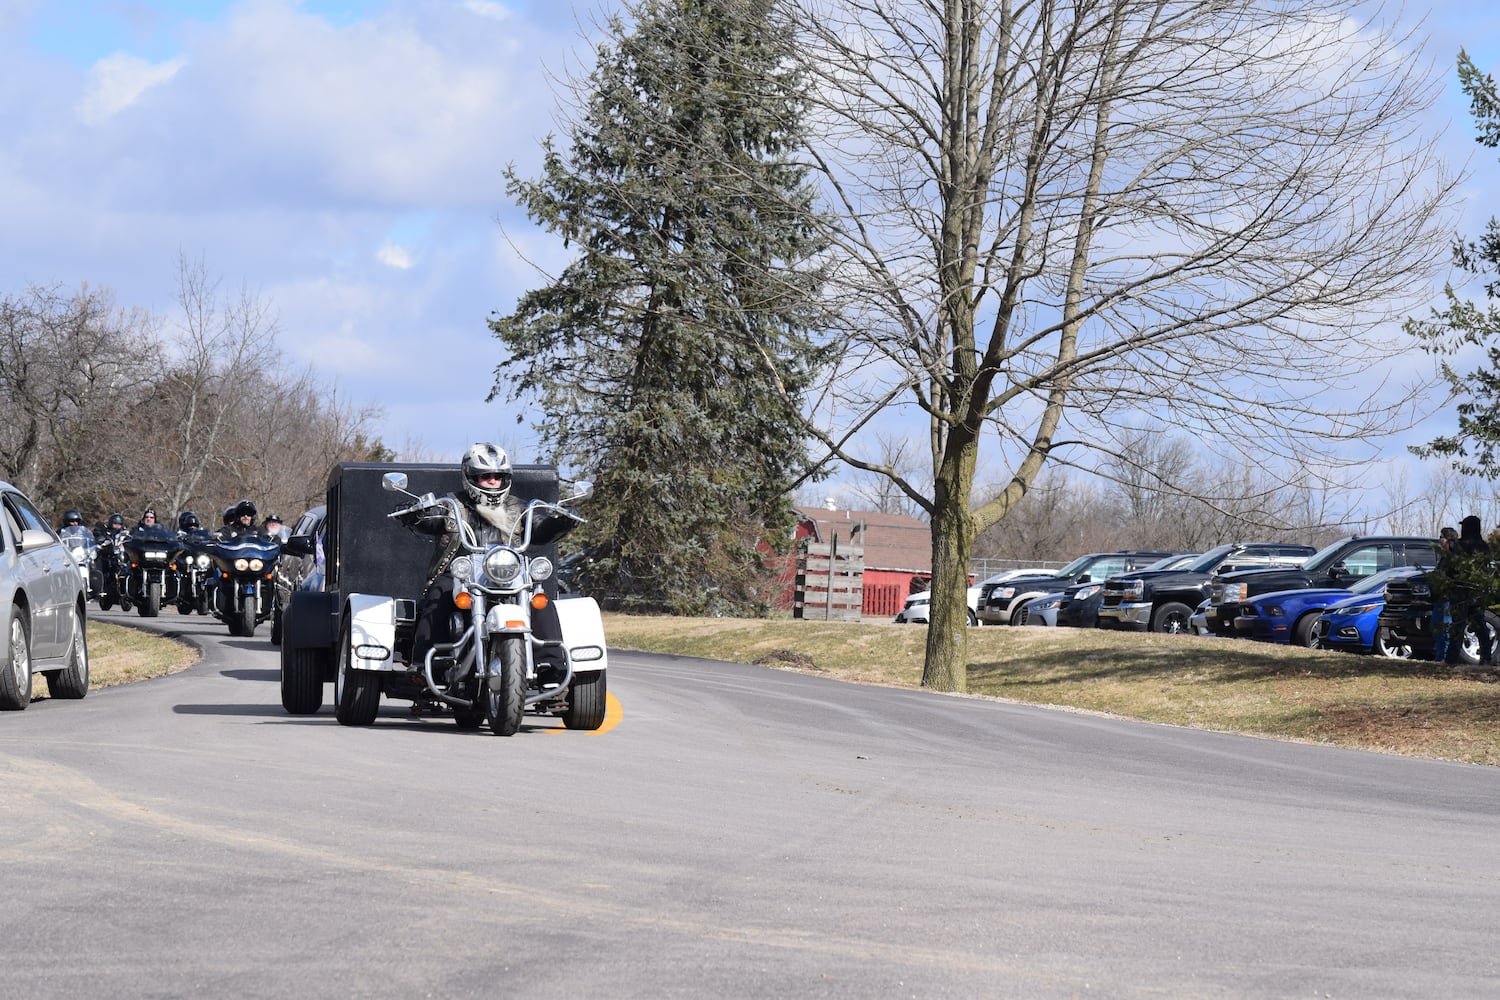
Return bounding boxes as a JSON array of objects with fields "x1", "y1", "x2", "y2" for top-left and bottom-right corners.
[{"x1": 603, "y1": 614, "x2": 1500, "y2": 766}]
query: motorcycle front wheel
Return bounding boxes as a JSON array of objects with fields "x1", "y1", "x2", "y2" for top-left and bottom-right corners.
[
  {"x1": 140, "y1": 580, "x2": 162, "y2": 618},
  {"x1": 484, "y1": 636, "x2": 526, "y2": 737}
]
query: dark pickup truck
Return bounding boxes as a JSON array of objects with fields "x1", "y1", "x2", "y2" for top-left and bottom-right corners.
[
  {"x1": 1097, "y1": 542, "x2": 1316, "y2": 634},
  {"x1": 1205, "y1": 535, "x2": 1441, "y2": 638}
]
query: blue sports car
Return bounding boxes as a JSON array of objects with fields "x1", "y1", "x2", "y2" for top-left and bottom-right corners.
[
  {"x1": 1231, "y1": 567, "x2": 1420, "y2": 647},
  {"x1": 1314, "y1": 587, "x2": 1411, "y2": 657}
]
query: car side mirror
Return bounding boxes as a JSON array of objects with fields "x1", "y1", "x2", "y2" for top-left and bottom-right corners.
[
  {"x1": 282, "y1": 534, "x2": 316, "y2": 558},
  {"x1": 18, "y1": 528, "x2": 54, "y2": 552},
  {"x1": 1076, "y1": 573, "x2": 1091, "y2": 584}
]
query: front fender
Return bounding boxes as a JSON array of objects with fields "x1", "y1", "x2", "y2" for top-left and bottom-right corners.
[
  {"x1": 555, "y1": 595, "x2": 607, "y2": 672},
  {"x1": 346, "y1": 593, "x2": 399, "y2": 671}
]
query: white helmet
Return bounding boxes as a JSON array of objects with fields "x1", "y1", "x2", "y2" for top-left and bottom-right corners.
[{"x1": 461, "y1": 442, "x2": 512, "y2": 508}]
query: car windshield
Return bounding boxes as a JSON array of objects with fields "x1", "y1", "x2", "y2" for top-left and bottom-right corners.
[
  {"x1": 1053, "y1": 555, "x2": 1094, "y2": 577},
  {"x1": 1176, "y1": 545, "x2": 1239, "y2": 573},
  {"x1": 1300, "y1": 539, "x2": 1358, "y2": 572},
  {"x1": 1348, "y1": 566, "x2": 1415, "y2": 595},
  {"x1": 1145, "y1": 553, "x2": 1198, "y2": 571}
]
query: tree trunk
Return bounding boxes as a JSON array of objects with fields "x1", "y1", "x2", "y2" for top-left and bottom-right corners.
[{"x1": 922, "y1": 436, "x2": 978, "y2": 692}]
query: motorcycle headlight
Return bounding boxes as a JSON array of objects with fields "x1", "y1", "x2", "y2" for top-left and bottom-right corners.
[
  {"x1": 530, "y1": 556, "x2": 554, "y2": 582},
  {"x1": 449, "y1": 555, "x2": 476, "y2": 584},
  {"x1": 147, "y1": 550, "x2": 167, "y2": 560},
  {"x1": 234, "y1": 558, "x2": 250, "y2": 572},
  {"x1": 483, "y1": 548, "x2": 522, "y2": 586},
  {"x1": 248, "y1": 559, "x2": 264, "y2": 572},
  {"x1": 196, "y1": 554, "x2": 210, "y2": 569}
]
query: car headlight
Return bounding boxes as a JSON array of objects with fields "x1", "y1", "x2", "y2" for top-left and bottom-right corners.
[
  {"x1": 1338, "y1": 602, "x2": 1382, "y2": 616},
  {"x1": 1117, "y1": 580, "x2": 1144, "y2": 599},
  {"x1": 997, "y1": 586, "x2": 1016, "y2": 599},
  {"x1": 1075, "y1": 585, "x2": 1100, "y2": 600},
  {"x1": 1265, "y1": 605, "x2": 1284, "y2": 616},
  {"x1": 483, "y1": 548, "x2": 522, "y2": 586},
  {"x1": 1222, "y1": 584, "x2": 1247, "y2": 603}
]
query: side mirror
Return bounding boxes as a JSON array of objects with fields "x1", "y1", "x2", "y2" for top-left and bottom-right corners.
[
  {"x1": 282, "y1": 534, "x2": 317, "y2": 558},
  {"x1": 1076, "y1": 573, "x2": 1091, "y2": 584},
  {"x1": 18, "y1": 528, "x2": 54, "y2": 552},
  {"x1": 382, "y1": 472, "x2": 409, "y2": 492}
]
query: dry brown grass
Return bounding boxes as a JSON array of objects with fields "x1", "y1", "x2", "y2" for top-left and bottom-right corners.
[
  {"x1": 603, "y1": 613, "x2": 1500, "y2": 766},
  {"x1": 27, "y1": 620, "x2": 198, "y2": 704}
]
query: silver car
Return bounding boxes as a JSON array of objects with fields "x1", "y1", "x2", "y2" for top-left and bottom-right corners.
[{"x1": 1, "y1": 481, "x2": 90, "y2": 710}]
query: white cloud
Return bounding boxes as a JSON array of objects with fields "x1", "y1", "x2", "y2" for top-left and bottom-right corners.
[
  {"x1": 378, "y1": 243, "x2": 415, "y2": 270},
  {"x1": 463, "y1": 0, "x2": 512, "y2": 22},
  {"x1": 75, "y1": 51, "x2": 187, "y2": 125}
]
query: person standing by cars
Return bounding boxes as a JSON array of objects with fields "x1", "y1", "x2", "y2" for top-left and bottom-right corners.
[
  {"x1": 1430, "y1": 526, "x2": 1460, "y2": 663},
  {"x1": 1445, "y1": 516, "x2": 1495, "y2": 666}
]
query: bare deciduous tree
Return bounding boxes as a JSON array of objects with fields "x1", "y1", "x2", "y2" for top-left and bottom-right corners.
[{"x1": 787, "y1": 0, "x2": 1456, "y2": 690}]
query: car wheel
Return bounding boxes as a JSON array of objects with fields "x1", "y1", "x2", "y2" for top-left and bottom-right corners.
[
  {"x1": 1150, "y1": 602, "x2": 1194, "y2": 635},
  {"x1": 280, "y1": 623, "x2": 324, "y2": 716},
  {"x1": 1291, "y1": 612, "x2": 1320, "y2": 648},
  {"x1": 966, "y1": 609, "x2": 978, "y2": 627},
  {"x1": 0, "y1": 607, "x2": 32, "y2": 711},
  {"x1": 269, "y1": 602, "x2": 283, "y2": 647},
  {"x1": 45, "y1": 610, "x2": 90, "y2": 700},
  {"x1": 1375, "y1": 628, "x2": 1412, "y2": 659}
]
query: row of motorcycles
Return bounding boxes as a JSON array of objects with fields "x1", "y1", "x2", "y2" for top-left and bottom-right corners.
[{"x1": 60, "y1": 523, "x2": 283, "y2": 637}]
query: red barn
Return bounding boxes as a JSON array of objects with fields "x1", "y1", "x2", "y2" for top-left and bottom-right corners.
[{"x1": 772, "y1": 504, "x2": 934, "y2": 620}]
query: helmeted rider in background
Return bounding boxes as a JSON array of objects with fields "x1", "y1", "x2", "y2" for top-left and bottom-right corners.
[
  {"x1": 398, "y1": 442, "x2": 564, "y2": 683},
  {"x1": 218, "y1": 499, "x2": 259, "y2": 539},
  {"x1": 60, "y1": 509, "x2": 86, "y2": 531},
  {"x1": 177, "y1": 511, "x2": 202, "y2": 536}
]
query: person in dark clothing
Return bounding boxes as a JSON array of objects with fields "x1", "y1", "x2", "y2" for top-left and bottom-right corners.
[
  {"x1": 396, "y1": 443, "x2": 565, "y2": 686},
  {"x1": 1431, "y1": 527, "x2": 1460, "y2": 663},
  {"x1": 1445, "y1": 516, "x2": 1494, "y2": 665}
]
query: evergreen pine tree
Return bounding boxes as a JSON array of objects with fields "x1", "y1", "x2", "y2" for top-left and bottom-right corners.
[{"x1": 490, "y1": 0, "x2": 831, "y2": 613}]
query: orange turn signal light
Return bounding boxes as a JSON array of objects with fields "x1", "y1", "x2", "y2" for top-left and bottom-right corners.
[
  {"x1": 454, "y1": 591, "x2": 473, "y2": 610},
  {"x1": 530, "y1": 593, "x2": 548, "y2": 611}
]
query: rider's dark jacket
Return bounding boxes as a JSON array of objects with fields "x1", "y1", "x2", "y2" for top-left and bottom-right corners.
[{"x1": 397, "y1": 491, "x2": 524, "y2": 587}]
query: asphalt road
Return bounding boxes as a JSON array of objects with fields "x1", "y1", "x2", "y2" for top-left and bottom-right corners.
[{"x1": 4, "y1": 609, "x2": 1500, "y2": 998}]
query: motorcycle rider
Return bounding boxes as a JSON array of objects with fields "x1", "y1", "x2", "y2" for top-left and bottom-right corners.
[
  {"x1": 177, "y1": 511, "x2": 202, "y2": 536},
  {"x1": 397, "y1": 442, "x2": 565, "y2": 684},
  {"x1": 60, "y1": 509, "x2": 86, "y2": 530},
  {"x1": 133, "y1": 507, "x2": 162, "y2": 533},
  {"x1": 218, "y1": 499, "x2": 259, "y2": 539},
  {"x1": 262, "y1": 513, "x2": 289, "y2": 542}
]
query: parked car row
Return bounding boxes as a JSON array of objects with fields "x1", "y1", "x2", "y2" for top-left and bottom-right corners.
[{"x1": 904, "y1": 534, "x2": 1463, "y2": 663}]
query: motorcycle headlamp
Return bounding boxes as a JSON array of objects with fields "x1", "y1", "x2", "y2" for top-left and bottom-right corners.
[
  {"x1": 530, "y1": 556, "x2": 554, "y2": 582},
  {"x1": 195, "y1": 554, "x2": 210, "y2": 569},
  {"x1": 449, "y1": 555, "x2": 476, "y2": 584},
  {"x1": 248, "y1": 558, "x2": 264, "y2": 572},
  {"x1": 234, "y1": 558, "x2": 250, "y2": 572},
  {"x1": 483, "y1": 548, "x2": 522, "y2": 586}
]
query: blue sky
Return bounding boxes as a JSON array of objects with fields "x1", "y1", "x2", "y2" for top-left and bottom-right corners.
[{"x1": 2, "y1": 0, "x2": 1499, "y2": 509}]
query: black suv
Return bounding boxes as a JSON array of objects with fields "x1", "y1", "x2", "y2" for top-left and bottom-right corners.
[
  {"x1": 1205, "y1": 535, "x2": 1440, "y2": 637},
  {"x1": 978, "y1": 551, "x2": 1176, "y2": 626},
  {"x1": 1097, "y1": 542, "x2": 1316, "y2": 634}
]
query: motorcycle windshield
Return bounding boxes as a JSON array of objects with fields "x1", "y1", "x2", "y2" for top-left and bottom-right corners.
[
  {"x1": 58, "y1": 525, "x2": 97, "y2": 555},
  {"x1": 125, "y1": 525, "x2": 183, "y2": 555},
  {"x1": 209, "y1": 535, "x2": 281, "y2": 564}
]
